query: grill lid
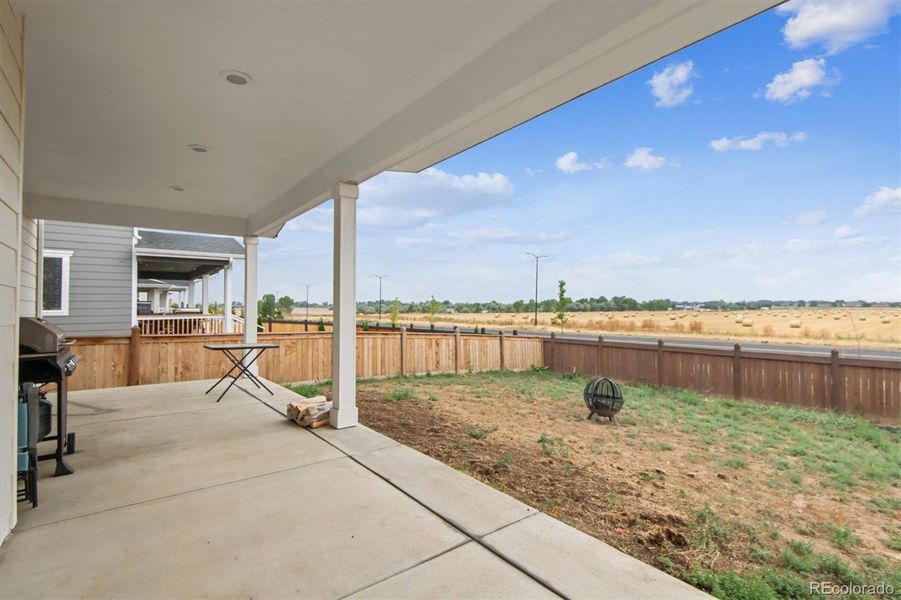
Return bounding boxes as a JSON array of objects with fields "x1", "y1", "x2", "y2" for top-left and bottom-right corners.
[{"x1": 19, "y1": 317, "x2": 68, "y2": 354}]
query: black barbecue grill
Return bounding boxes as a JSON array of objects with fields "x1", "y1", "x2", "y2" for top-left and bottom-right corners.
[
  {"x1": 584, "y1": 377, "x2": 624, "y2": 425},
  {"x1": 18, "y1": 317, "x2": 78, "y2": 478}
]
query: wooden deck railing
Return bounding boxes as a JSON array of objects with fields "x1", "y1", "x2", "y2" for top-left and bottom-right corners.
[{"x1": 137, "y1": 314, "x2": 245, "y2": 335}]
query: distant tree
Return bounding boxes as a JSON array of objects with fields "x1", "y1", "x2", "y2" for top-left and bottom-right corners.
[
  {"x1": 389, "y1": 299, "x2": 400, "y2": 328},
  {"x1": 427, "y1": 295, "x2": 440, "y2": 324},
  {"x1": 277, "y1": 295, "x2": 295, "y2": 317},
  {"x1": 258, "y1": 293, "x2": 282, "y2": 321},
  {"x1": 550, "y1": 280, "x2": 571, "y2": 332}
]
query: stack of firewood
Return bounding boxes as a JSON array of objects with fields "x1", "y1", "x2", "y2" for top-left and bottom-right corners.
[{"x1": 287, "y1": 396, "x2": 332, "y2": 428}]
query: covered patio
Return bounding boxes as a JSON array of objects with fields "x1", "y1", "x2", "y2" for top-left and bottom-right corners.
[{"x1": 0, "y1": 380, "x2": 705, "y2": 599}]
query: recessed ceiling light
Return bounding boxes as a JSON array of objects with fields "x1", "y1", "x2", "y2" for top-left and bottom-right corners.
[
  {"x1": 221, "y1": 70, "x2": 251, "y2": 85},
  {"x1": 188, "y1": 144, "x2": 209, "y2": 153},
  {"x1": 168, "y1": 185, "x2": 185, "y2": 192}
]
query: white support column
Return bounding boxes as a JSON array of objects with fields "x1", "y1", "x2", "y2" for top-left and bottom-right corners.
[
  {"x1": 201, "y1": 275, "x2": 210, "y2": 314},
  {"x1": 243, "y1": 236, "x2": 259, "y2": 374},
  {"x1": 330, "y1": 182, "x2": 359, "y2": 429},
  {"x1": 150, "y1": 289, "x2": 161, "y2": 313},
  {"x1": 188, "y1": 280, "x2": 196, "y2": 309},
  {"x1": 223, "y1": 262, "x2": 233, "y2": 333}
]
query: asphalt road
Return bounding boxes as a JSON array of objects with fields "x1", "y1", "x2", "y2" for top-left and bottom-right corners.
[{"x1": 401, "y1": 324, "x2": 901, "y2": 361}]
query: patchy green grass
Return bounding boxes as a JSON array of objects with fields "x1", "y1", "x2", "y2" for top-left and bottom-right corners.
[
  {"x1": 465, "y1": 424, "x2": 496, "y2": 440},
  {"x1": 285, "y1": 382, "x2": 328, "y2": 398},
  {"x1": 384, "y1": 387, "x2": 417, "y2": 401},
  {"x1": 349, "y1": 370, "x2": 900, "y2": 600}
]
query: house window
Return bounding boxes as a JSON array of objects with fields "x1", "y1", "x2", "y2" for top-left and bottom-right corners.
[{"x1": 42, "y1": 250, "x2": 73, "y2": 316}]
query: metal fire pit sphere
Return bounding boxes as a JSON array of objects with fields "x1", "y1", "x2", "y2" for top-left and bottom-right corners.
[{"x1": 584, "y1": 377, "x2": 624, "y2": 425}]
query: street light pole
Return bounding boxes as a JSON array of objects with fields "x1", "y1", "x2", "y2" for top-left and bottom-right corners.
[
  {"x1": 303, "y1": 283, "x2": 310, "y2": 323},
  {"x1": 374, "y1": 275, "x2": 388, "y2": 320},
  {"x1": 526, "y1": 252, "x2": 547, "y2": 327}
]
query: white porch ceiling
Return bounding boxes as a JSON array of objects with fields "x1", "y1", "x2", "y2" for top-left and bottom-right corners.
[{"x1": 17, "y1": 0, "x2": 778, "y2": 237}]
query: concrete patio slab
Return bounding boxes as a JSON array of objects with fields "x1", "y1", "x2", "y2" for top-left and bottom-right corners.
[
  {"x1": 1, "y1": 459, "x2": 467, "y2": 599},
  {"x1": 312, "y1": 423, "x2": 399, "y2": 456},
  {"x1": 355, "y1": 444, "x2": 535, "y2": 538},
  {"x1": 348, "y1": 541, "x2": 560, "y2": 600},
  {"x1": 1, "y1": 379, "x2": 705, "y2": 599},
  {"x1": 482, "y1": 513, "x2": 711, "y2": 599},
  {"x1": 18, "y1": 401, "x2": 343, "y2": 528},
  {"x1": 65, "y1": 379, "x2": 259, "y2": 426}
]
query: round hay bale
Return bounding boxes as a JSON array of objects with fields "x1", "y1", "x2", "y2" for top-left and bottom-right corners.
[
  {"x1": 881, "y1": 318, "x2": 891, "y2": 324},
  {"x1": 735, "y1": 317, "x2": 744, "y2": 324},
  {"x1": 859, "y1": 316, "x2": 867, "y2": 321},
  {"x1": 833, "y1": 315, "x2": 841, "y2": 320},
  {"x1": 789, "y1": 320, "x2": 802, "y2": 328},
  {"x1": 742, "y1": 318, "x2": 754, "y2": 327}
]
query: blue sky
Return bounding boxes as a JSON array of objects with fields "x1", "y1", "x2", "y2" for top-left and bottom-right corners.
[{"x1": 240, "y1": 0, "x2": 901, "y2": 305}]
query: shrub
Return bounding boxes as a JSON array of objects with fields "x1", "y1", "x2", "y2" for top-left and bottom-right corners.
[
  {"x1": 466, "y1": 424, "x2": 496, "y2": 440},
  {"x1": 688, "y1": 320, "x2": 703, "y2": 333}
]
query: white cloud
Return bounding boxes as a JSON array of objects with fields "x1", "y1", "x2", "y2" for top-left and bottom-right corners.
[
  {"x1": 777, "y1": 0, "x2": 897, "y2": 54},
  {"x1": 554, "y1": 151, "x2": 608, "y2": 174},
  {"x1": 555, "y1": 151, "x2": 591, "y2": 174},
  {"x1": 710, "y1": 131, "x2": 807, "y2": 152},
  {"x1": 647, "y1": 61, "x2": 695, "y2": 108},
  {"x1": 764, "y1": 58, "x2": 839, "y2": 103},
  {"x1": 854, "y1": 186, "x2": 901, "y2": 216},
  {"x1": 793, "y1": 209, "x2": 827, "y2": 225},
  {"x1": 355, "y1": 167, "x2": 514, "y2": 230},
  {"x1": 624, "y1": 147, "x2": 670, "y2": 170},
  {"x1": 833, "y1": 225, "x2": 859, "y2": 239}
]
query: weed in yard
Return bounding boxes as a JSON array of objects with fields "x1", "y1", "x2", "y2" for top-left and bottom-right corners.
[
  {"x1": 750, "y1": 544, "x2": 772, "y2": 562},
  {"x1": 427, "y1": 392, "x2": 438, "y2": 402},
  {"x1": 656, "y1": 442, "x2": 675, "y2": 451},
  {"x1": 466, "y1": 424, "x2": 496, "y2": 440},
  {"x1": 787, "y1": 471, "x2": 803, "y2": 485},
  {"x1": 886, "y1": 535, "x2": 901, "y2": 551},
  {"x1": 827, "y1": 524, "x2": 859, "y2": 552},
  {"x1": 866, "y1": 497, "x2": 901, "y2": 514},
  {"x1": 720, "y1": 456, "x2": 748, "y2": 470},
  {"x1": 781, "y1": 540, "x2": 815, "y2": 573},
  {"x1": 537, "y1": 433, "x2": 568, "y2": 458},
  {"x1": 691, "y1": 503, "x2": 729, "y2": 552},
  {"x1": 495, "y1": 452, "x2": 514, "y2": 470},
  {"x1": 385, "y1": 387, "x2": 416, "y2": 401},
  {"x1": 773, "y1": 458, "x2": 790, "y2": 471}
]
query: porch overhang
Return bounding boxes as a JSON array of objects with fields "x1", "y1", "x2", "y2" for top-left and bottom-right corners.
[{"x1": 16, "y1": 0, "x2": 779, "y2": 237}]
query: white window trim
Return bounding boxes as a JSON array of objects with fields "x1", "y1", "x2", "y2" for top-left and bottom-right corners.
[{"x1": 42, "y1": 249, "x2": 74, "y2": 317}]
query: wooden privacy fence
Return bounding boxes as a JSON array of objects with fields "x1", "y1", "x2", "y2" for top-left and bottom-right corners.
[
  {"x1": 545, "y1": 334, "x2": 900, "y2": 422},
  {"x1": 66, "y1": 329, "x2": 544, "y2": 391}
]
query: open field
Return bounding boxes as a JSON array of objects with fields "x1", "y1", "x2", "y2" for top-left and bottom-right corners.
[
  {"x1": 388, "y1": 308, "x2": 901, "y2": 350},
  {"x1": 291, "y1": 371, "x2": 900, "y2": 599}
]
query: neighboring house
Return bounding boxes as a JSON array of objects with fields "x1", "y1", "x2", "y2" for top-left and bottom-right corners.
[{"x1": 38, "y1": 222, "x2": 244, "y2": 337}]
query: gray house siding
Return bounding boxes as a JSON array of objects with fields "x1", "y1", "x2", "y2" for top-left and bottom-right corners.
[{"x1": 43, "y1": 221, "x2": 133, "y2": 337}]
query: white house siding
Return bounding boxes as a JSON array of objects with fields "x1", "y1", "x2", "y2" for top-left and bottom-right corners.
[
  {"x1": 0, "y1": 0, "x2": 23, "y2": 544},
  {"x1": 43, "y1": 221, "x2": 134, "y2": 337},
  {"x1": 18, "y1": 216, "x2": 35, "y2": 316}
]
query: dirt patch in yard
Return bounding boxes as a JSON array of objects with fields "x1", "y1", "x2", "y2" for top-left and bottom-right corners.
[{"x1": 341, "y1": 371, "x2": 900, "y2": 598}]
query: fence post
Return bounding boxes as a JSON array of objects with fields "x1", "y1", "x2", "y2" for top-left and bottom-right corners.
[
  {"x1": 733, "y1": 343, "x2": 742, "y2": 400},
  {"x1": 549, "y1": 332, "x2": 556, "y2": 371},
  {"x1": 656, "y1": 339, "x2": 664, "y2": 386},
  {"x1": 128, "y1": 325, "x2": 141, "y2": 386},
  {"x1": 454, "y1": 327, "x2": 460, "y2": 374},
  {"x1": 400, "y1": 327, "x2": 407, "y2": 377},
  {"x1": 596, "y1": 335, "x2": 604, "y2": 376},
  {"x1": 830, "y1": 349, "x2": 841, "y2": 412},
  {"x1": 499, "y1": 331, "x2": 506, "y2": 371}
]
